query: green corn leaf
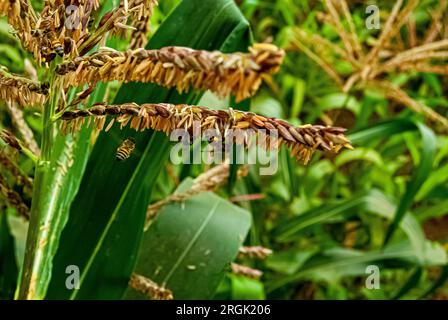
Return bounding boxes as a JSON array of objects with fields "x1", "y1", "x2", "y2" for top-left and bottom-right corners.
[
  {"x1": 0, "y1": 213, "x2": 18, "y2": 300},
  {"x1": 348, "y1": 118, "x2": 417, "y2": 145},
  {"x1": 416, "y1": 200, "x2": 448, "y2": 222},
  {"x1": 334, "y1": 148, "x2": 384, "y2": 168},
  {"x1": 347, "y1": 119, "x2": 437, "y2": 248},
  {"x1": 273, "y1": 193, "x2": 366, "y2": 241},
  {"x1": 47, "y1": 0, "x2": 252, "y2": 299},
  {"x1": 419, "y1": 265, "x2": 448, "y2": 299},
  {"x1": 416, "y1": 163, "x2": 448, "y2": 201},
  {"x1": 265, "y1": 248, "x2": 318, "y2": 275},
  {"x1": 229, "y1": 275, "x2": 265, "y2": 300},
  {"x1": 17, "y1": 0, "x2": 118, "y2": 298},
  {"x1": 266, "y1": 240, "x2": 443, "y2": 293},
  {"x1": 127, "y1": 178, "x2": 251, "y2": 300},
  {"x1": 273, "y1": 189, "x2": 447, "y2": 266},
  {"x1": 384, "y1": 122, "x2": 436, "y2": 245},
  {"x1": 393, "y1": 267, "x2": 423, "y2": 300}
]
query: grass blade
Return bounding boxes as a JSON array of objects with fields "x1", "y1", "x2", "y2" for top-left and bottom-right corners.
[
  {"x1": 384, "y1": 122, "x2": 436, "y2": 244},
  {"x1": 393, "y1": 267, "x2": 423, "y2": 299},
  {"x1": 419, "y1": 265, "x2": 448, "y2": 299}
]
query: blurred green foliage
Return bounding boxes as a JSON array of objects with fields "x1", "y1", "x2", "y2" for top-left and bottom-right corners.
[
  {"x1": 224, "y1": 0, "x2": 448, "y2": 300},
  {"x1": 0, "y1": 0, "x2": 447, "y2": 300}
]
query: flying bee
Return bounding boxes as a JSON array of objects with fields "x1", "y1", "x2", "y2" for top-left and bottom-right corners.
[
  {"x1": 41, "y1": 45, "x2": 56, "y2": 63},
  {"x1": 63, "y1": 37, "x2": 74, "y2": 55},
  {"x1": 50, "y1": 36, "x2": 64, "y2": 57},
  {"x1": 37, "y1": 15, "x2": 65, "y2": 59},
  {"x1": 116, "y1": 138, "x2": 136, "y2": 162},
  {"x1": 30, "y1": 29, "x2": 42, "y2": 37}
]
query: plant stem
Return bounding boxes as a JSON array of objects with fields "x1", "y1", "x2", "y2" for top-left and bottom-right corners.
[
  {"x1": 19, "y1": 146, "x2": 38, "y2": 165},
  {"x1": 17, "y1": 67, "x2": 59, "y2": 300}
]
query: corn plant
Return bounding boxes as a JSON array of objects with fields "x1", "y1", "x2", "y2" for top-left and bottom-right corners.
[
  {"x1": 235, "y1": 0, "x2": 448, "y2": 300},
  {"x1": 0, "y1": 0, "x2": 353, "y2": 300}
]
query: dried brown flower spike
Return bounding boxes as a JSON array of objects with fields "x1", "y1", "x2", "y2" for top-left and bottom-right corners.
[
  {"x1": 115, "y1": 0, "x2": 159, "y2": 49},
  {"x1": 0, "y1": 174, "x2": 29, "y2": 219},
  {"x1": 128, "y1": 0, "x2": 158, "y2": 49},
  {"x1": 6, "y1": 101, "x2": 41, "y2": 155},
  {"x1": 55, "y1": 43, "x2": 285, "y2": 102},
  {"x1": 0, "y1": 150, "x2": 33, "y2": 190},
  {"x1": 0, "y1": 0, "x2": 38, "y2": 56},
  {"x1": 230, "y1": 263, "x2": 263, "y2": 280},
  {"x1": 1, "y1": 130, "x2": 22, "y2": 151},
  {"x1": 1, "y1": 129, "x2": 38, "y2": 163},
  {"x1": 129, "y1": 273, "x2": 173, "y2": 300},
  {"x1": 238, "y1": 246, "x2": 273, "y2": 260},
  {"x1": 59, "y1": 102, "x2": 352, "y2": 164},
  {"x1": 0, "y1": 69, "x2": 47, "y2": 107}
]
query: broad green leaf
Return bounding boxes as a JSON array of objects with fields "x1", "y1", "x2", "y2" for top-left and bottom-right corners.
[
  {"x1": 416, "y1": 163, "x2": 448, "y2": 201},
  {"x1": 416, "y1": 200, "x2": 448, "y2": 222},
  {"x1": 316, "y1": 93, "x2": 361, "y2": 115},
  {"x1": 130, "y1": 179, "x2": 251, "y2": 299},
  {"x1": 251, "y1": 93, "x2": 284, "y2": 119},
  {"x1": 273, "y1": 190, "x2": 447, "y2": 266},
  {"x1": 334, "y1": 148, "x2": 384, "y2": 168},
  {"x1": 385, "y1": 122, "x2": 436, "y2": 244},
  {"x1": 346, "y1": 119, "x2": 438, "y2": 248},
  {"x1": 265, "y1": 248, "x2": 317, "y2": 275},
  {"x1": 348, "y1": 118, "x2": 416, "y2": 145},
  {"x1": 273, "y1": 194, "x2": 366, "y2": 241},
  {"x1": 0, "y1": 213, "x2": 18, "y2": 300},
  {"x1": 303, "y1": 159, "x2": 335, "y2": 199},
  {"x1": 48, "y1": 0, "x2": 252, "y2": 299},
  {"x1": 230, "y1": 275, "x2": 265, "y2": 300},
  {"x1": 266, "y1": 240, "x2": 443, "y2": 293}
]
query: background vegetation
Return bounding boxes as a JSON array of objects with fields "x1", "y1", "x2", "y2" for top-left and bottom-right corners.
[{"x1": 1, "y1": 0, "x2": 448, "y2": 300}]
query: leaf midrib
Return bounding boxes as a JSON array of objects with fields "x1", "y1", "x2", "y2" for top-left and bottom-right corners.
[{"x1": 161, "y1": 200, "x2": 220, "y2": 286}]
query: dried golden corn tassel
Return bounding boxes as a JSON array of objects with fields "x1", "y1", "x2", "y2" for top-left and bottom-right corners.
[
  {"x1": 6, "y1": 102, "x2": 41, "y2": 155},
  {"x1": 230, "y1": 263, "x2": 263, "y2": 280},
  {"x1": 0, "y1": 70, "x2": 47, "y2": 107},
  {"x1": 55, "y1": 43, "x2": 285, "y2": 102},
  {"x1": 129, "y1": 273, "x2": 173, "y2": 300},
  {"x1": 0, "y1": 151, "x2": 33, "y2": 191},
  {"x1": 59, "y1": 102, "x2": 352, "y2": 164},
  {"x1": 238, "y1": 246, "x2": 273, "y2": 260},
  {"x1": 0, "y1": 174, "x2": 29, "y2": 219},
  {"x1": 0, "y1": 0, "x2": 38, "y2": 55}
]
